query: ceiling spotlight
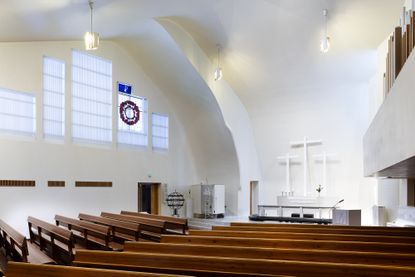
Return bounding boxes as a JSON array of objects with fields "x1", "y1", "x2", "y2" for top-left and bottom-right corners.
[
  {"x1": 320, "y1": 9, "x2": 330, "y2": 53},
  {"x1": 85, "y1": 0, "x2": 99, "y2": 50},
  {"x1": 214, "y1": 44, "x2": 223, "y2": 81}
]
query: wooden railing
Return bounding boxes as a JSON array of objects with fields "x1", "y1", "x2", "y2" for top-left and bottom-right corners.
[{"x1": 384, "y1": 11, "x2": 415, "y2": 96}]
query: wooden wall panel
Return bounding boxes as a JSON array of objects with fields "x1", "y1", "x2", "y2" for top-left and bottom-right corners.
[
  {"x1": 0, "y1": 180, "x2": 35, "y2": 187},
  {"x1": 75, "y1": 181, "x2": 112, "y2": 187},
  {"x1": 48, "y1": 181, "x2": 65, "y2": 187}
]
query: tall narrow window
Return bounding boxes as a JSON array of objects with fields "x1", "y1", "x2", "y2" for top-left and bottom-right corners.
[
  {"x1": 152, "y1": 113, "x2": 169, "y2": 150},
  {"x1": 117, "y1": 93, "x2": 148, "y2": 147},
  {"x1": 43, "y1": 57, "x2": 65, "y2": 139},
  {"x1": 0, "y1": 88, "x2": 35, "y2": 136},
  {"x1": 72, "y1": 50, "x2": 112, "y2": 144}
]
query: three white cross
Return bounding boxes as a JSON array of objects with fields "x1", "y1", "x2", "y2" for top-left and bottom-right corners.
[{"x1": 290, "y1": 136, "x2": 322, "y2": 196}]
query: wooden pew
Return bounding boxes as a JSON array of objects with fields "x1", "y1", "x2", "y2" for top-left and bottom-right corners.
[
  {"x1": 0, "y1": 219, "x2": 54, "y2": 264},
  {"x1": 231, "y1": 222, "x2": 415, "y2": 233},
  {"x1": 6, "y1": 262, "x2": 188, "y2": 277},
  {"x1": 124, "y1": 241, "x2": 415, "y2": 267},
  {"x1": 74, "y1": 249, "x2": 415, "y2": 277},
  {"x1": 79, "y1": 213, "x2": 140, "y2": 242},
  {"x1": 214, "y1": 225, "x2": 415, "y2": 237},
  {"x1": 161, "y1": 235, "x2": 415, "y2": 254},
  {"x1": 55, "y1": 215, "x2": 122, "y2": 251},
  {"x1": 189, "y1": 229, "x2": 415, "y2": 244},
  {"x1": 121, "y1": 211, "x2": 187, "y2": 234},
  {"x1": 27, "y1": 217, "x2": 74, "y2": 265},
  {"x1": 101, "y1": 212, "x2": 165, "y2": 241}
]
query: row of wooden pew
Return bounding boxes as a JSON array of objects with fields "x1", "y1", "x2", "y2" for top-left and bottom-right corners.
[
  {"x1": 70, "y1": 221, "x2": 415, "y2": 276},
  {"x1": 0, "y1": 211, "x2": 188, "y2": 276},
  {"x1": 5, "y1": 216, "x2": 415, "y2": 276}
]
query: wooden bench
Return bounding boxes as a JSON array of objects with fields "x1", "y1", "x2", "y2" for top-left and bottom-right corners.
[
  {"x1": 214, "y1": 225, "x2": 415, "y2": 237},
  {"x1": 189, "y1": 229, "x2": 415, "y2": 244},
  {"x1": 28, "y1": 216, "x2": 74, "y2": 265},
  {"x1": 55, "y1": 215, "x2": 122, "y2": 251},
  {"x1": 121, "y1": 211, "x2": 187, "y2": 234},
  {"x1": 161, "y1": 235, "x2": 415, "y2": 254},
  {"x1": 74, "y1": 249, "x2": 415, "y2": 277},
  {"x1": 123, "y1": 241, "x2": 415, "y2": 267},
  {"x1": 5, "y1": 261, "x2": 188, "y2": 277},
  {"x1": 0, "y1": 219, "x2": 54, "y2": 264},
  {"x1": 79, "y1": 213, "x2": 140, "y2": 242},
  {"x1": 101, "y1": 212, "x2": 165, "y2": 241},
  {"x1": 231, "y1": 222, "x2": 415, "y2": 233}
]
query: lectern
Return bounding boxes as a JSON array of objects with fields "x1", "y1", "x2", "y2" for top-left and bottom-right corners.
[{"x1": 332, "y1": 209, "x2": 361, "y2": 226}]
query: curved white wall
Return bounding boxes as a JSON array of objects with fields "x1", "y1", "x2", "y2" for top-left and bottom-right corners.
[
  {"x1": 115, "y1": 19, "x2": 241, "y2": 216},
  {"x1": 156, "y1": 18, "x2": 262, "y2": 216}
]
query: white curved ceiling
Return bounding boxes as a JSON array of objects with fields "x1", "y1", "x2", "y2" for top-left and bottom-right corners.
[{"x1": 0, "y1": 0, "x2": 403, "y2": 104}]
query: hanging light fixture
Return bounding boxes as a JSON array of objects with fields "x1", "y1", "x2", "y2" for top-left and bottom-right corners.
[
  {"x1": 84, "y1": 0, "x2": 99, "y2": 50},
  {"x1": 320, "y1": 9, "x2": 330, "y2": 53},
  {"x1": 214, "y1": 44, "x2": 223, "y2": 81}
]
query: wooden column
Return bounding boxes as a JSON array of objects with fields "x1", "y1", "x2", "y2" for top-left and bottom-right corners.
[
  {"x1": 394, "y1": 27, "x2": 402, "y2": 78},
  {"x1": 402, "y1": 30, "x2": 407, "y2": 62},
  {"x1": 412, "y1": 12, "x2": 415, "y2": 50}
]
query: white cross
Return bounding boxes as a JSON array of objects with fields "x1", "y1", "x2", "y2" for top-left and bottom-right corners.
[
  {"x1": 277, "y1": 153, "x2": 299, "y2": 194},
  {"x1": 290, "y1": 136, "x2": 322, "y2": 196},
  {"x1": 313, "y1": 152, "x2": 337, "y2": 194}
]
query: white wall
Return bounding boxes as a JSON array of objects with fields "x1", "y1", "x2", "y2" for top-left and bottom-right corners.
[
  {"x1": 250, "y1": 80, "x2": 375, "y2": 224},
  {"x1": 115, "y1": 19, "x2": 241, "y2": 216},
  {"x1": 365, "y1": 6, "x2": 414, "y2": 223},
  {"x1": 0, "y1": 41, "x2": 200, "y2": 234},
  {"x1": 157, "y1": 18, "x2": 262, "y2": 216}
]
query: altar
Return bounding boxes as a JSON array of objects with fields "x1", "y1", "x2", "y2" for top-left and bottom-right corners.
[
  {"x1": 255, "y1": 196, "x2": 341, "y2": 222},
  {"x1": 250, "y1": 136, "x2": 343, "y2": 224}
]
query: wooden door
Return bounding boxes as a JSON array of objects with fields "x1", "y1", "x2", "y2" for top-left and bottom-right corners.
[
  {"x1": 250, "y1": 181, "x2": 259, "y2": 215},
  {"x1": 138, "y1": 182, "x2": 160, "y2": 214},
  {"x1": 151, "y1": 184, "x2": 160, "y2": 214}
]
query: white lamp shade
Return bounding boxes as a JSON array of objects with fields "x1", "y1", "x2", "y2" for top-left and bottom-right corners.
[
  {"x1": 214, "y1": 67, "x2": 223, "y2": 81},
  {"x1": 320, "y1": 36, "x2": 330, "y2": 53},
  {"x1": 84, "y1": 31, "x2": 100, "y2": 50}
]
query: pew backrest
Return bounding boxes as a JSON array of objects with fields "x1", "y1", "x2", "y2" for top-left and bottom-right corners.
[
  {"x1": 101, "y1": 212, "x2": 165, "y2": 240},
  {"x1": 6, "y1": 262, "x2": 188, "y2": 277},
  {"x1": 213, "y1": 225, "x2": 415, "y2": 237},
  {"x1": 55, "y1": 215, "x2": 112, "y2": 249},
  {"x1": 79, "y1": 213, "x2": 140, "y2": 241},
  {"x1": 124, "y1": 241, "x2": 415, "y2": 267},
  {"x1": 121, "y1": 211, "x2": 187, "y2": 234},
  {"x1": 74, "y1": 249, "x2": 415, "y2": 277},
  {"x1": 0, "y1": 219, "x2": 29, "y2": 262},
  {"x1": 27, "y1": 216, "x2": 74, "y2": 263},
  {"x1": 189, "y1": 229, "x2": 415, "y2": 244},
  {"x1": 102, "y1": 212, "x2": 165, "y2": 228},
  {"x1": 231, "y1": 222, "x2": 415, "y2": 232},
  {"x1": 161, "y1": 235, "x2": 415, "y2": 254}
]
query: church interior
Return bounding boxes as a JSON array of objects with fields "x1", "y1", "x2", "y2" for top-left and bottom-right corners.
[{"x1": 0, "y1": 0, "x2": 415, "y2": 276}]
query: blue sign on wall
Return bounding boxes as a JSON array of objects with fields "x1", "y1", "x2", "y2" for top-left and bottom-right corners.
[{"x1": 118, "y1": 82, "x2": 132, "y2": 95}]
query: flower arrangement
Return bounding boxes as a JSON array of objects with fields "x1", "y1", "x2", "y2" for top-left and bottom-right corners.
[{"x1": 316, "y1": 184, "x2": 323, "y2": 196}]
